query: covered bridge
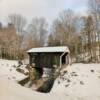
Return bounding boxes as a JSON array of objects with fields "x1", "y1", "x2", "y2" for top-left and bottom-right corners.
[{"x1": 27, "y1": 46, "x2": 70, "y2": 69}]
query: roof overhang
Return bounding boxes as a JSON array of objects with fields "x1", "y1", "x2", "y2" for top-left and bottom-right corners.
[{"x1": 27, "y1": 46, "x2": 70, "y2": 53}]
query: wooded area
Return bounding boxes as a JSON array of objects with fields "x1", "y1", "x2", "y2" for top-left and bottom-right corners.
[{"x1": 0, "y1": 0, "x2": 100, "y2": 62}]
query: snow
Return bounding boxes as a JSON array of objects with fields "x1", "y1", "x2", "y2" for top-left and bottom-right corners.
[
  {"x1": 0, "y1": 59, "x2": 100, "y2": 100},
  {"x1": 52, "y1": 63, "x2": 100, "y2": 98},
  {"x1": 0, "y1": 77, "x2": 58, "y2": 100},
  {"x1": 27, "y1": 46, "x2": 70, "y2": 53},
  {"x1": 0, "y1": 59, "x2": 27, "y2": 81}
]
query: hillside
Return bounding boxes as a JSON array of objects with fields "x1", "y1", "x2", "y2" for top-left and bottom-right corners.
[{"x1": 0, "y1": 59, "x2": 100, "y2": 100}]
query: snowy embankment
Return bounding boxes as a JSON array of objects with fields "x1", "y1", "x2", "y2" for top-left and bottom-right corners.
[
  {"x1": 52, "y1": 63, "x2": 100, "y2": 99},
  {"x1": 0, "y1": 59, "x2": 27, "y2": 81},
  {"x1": 0, "y1": 77, "x2": 58, "y2": 100},
  {"x1": 0, "y1": 59, "x2": 100, "y2": 100}
]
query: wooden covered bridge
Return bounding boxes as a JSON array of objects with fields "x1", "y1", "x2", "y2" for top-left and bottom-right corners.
[{"x1": 27, "y1": 46, "x2": 70, "y2": 70}]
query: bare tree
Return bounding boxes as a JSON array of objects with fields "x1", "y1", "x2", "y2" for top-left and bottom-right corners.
[
  {"x1": 49, "y1": 9, "x2": 81, "y2": 60},
  {"x1": 27, "y1": 17, "x2": 48, "y2": 47},
  {"x1": 8, "y1": 14, "x2": 27, "y2": 59},
  {"x1": 0, "y1": 23, "x2": 19, "y2": 59},
  {"x1": 88, "y1": 0, "x2": 100, "y2": 62},
  {"x1": 48, "y1": 34, "x2": 54, "y2": 46},
  {"x1": 81, "y1": 15, "x2": 96, "y2": 62},
  {"x1": 8, "y1": 14, "x2": 26, "y2": 34}
]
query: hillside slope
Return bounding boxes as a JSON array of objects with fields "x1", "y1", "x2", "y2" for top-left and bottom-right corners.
[{"x1": 0, "y1": 59, "x2": 100, "y2": 100}]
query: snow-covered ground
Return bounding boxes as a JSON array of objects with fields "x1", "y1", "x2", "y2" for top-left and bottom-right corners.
[
  {"x1": 0, "y1": 59, "x2": 27, "y2": 81},
  {"x1": 0, "y1": 59, "x2": 100, "y2": 100},
  {"x1": 52, "y1": 63, "x2": 100, "y2": 99}
]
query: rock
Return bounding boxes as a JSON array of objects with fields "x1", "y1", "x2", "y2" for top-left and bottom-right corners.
[
  {"x1": 80, "y1": 81, "x2": 84, "y2": 85},
  {"x1": 71, "y1": 72, "x2": 78, "y2": 77},
  {"x1": 67, "y1": 79, "x2": 71, "y2": 83},
  {"x1": 90, "y1": 70, "x2": 94, "y2": 73},
  {"x1": 65, "y1": 84, "x2": 69, "y2": 87},
  {"x1": 58, "y1": 81, "x2": 60, "y2": 84}
]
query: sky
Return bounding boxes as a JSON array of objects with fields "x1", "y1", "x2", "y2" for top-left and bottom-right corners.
[{"x1": 0, "y1": 0, "x2": 88, "y2": 25}]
